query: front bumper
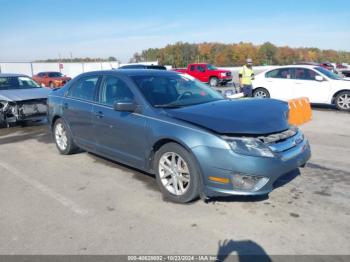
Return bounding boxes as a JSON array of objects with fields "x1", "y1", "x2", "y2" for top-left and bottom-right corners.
[
  {"x1": 219, "y1": 77, "x2": 232, "y2": 83},
  {"x1": 192, "y1": 137, "x2": 311, "y2": 197},
  {"x1": 0, "y1": 99, "x2": 48, "y2": 126}
]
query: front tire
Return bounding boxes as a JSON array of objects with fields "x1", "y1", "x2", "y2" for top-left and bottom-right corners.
[
  {"x1": 53, "y1": 118, "x2": 78, "y2": 154},
  {"x1": 253, "y1": 88, "x2": 270, "y2": 98},
  {"x1": 209, "y1": 77, "x2": 219, "y2": 87},
  {"x1": 154, "y1": 143, "x2": 200, "y2": 203},
  {"x1": 334, "y1": 91, "x2": 350, "y2": 111}
]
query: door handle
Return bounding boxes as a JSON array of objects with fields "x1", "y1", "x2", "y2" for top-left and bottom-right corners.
[{"x1": 94, "y1": 111, "x2": 104, "y2": 118}]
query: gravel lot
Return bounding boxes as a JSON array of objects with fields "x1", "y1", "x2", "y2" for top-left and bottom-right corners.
[{"x1": 0, "y1": 108, "x2": 349, "y2": 257}]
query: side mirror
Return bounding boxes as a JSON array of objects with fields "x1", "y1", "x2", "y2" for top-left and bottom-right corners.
[
  {"x1": 113, "y1": 101, "x2": 137, "y2": 112},
  {"x1": 315, "y1": 75, "x2": 324, "y2": 81}
]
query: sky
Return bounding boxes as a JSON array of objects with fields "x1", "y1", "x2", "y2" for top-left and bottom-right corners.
[{"x1": 0, "y1": 0, "x2": 349, "y2": 62}]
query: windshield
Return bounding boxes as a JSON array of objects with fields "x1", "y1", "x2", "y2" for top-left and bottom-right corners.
[
  {"x1": 315, "y1": 67, "x2": 342, "y2": 80},
  {"x1": 48, "y1": 72, "x2": 63, "y2": 77},
  {"x1": 0, "y1": 76, "x2": 41, "y2": 90},
  {"x1": 207, "y1": 64, "x2": 218, "y2": 70},
  {"x1": 131, "y1": 74, "x2": 223, "y2": 108}
]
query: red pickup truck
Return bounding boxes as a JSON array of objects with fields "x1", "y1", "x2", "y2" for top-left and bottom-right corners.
[{"x1": 174, "y1": 63, "x2": 232, "y2": 86}]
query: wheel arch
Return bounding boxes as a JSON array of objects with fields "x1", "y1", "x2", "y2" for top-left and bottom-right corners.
[
  {"x1": 331, "y1": 89, "x2": 350, "y2": 104},
  {"x1": 51, "y1": 115, "x2": 61, "y2": 129},
  {"x1": 148, "y1": 138, "x2": 191, "y2": 172}
]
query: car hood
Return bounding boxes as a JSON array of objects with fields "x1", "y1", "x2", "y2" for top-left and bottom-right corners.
[
  {"x1": 0, "y1": 88, "x2": 50, "y2": 101},
  {"x1": 166, "y1": 99, "x2": 289, "y2": 135}
]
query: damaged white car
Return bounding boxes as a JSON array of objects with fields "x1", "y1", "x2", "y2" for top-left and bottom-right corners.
[{"x1": 0, "y1": 74, "x2": 50, "y2": 127}]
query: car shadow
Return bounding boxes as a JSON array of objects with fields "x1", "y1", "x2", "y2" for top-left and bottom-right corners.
[
  {"x1": 0, "y1": 122, "x2": 53, "y2": 145},
  {"x1": 273, "y1": 168, "x2": 300, "y2": 189},
  {"x1": 216, "y1": 239, "x2": 272, "y2": 262}
]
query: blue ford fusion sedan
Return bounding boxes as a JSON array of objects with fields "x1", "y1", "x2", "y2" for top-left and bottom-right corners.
[{"x1": 48, "y1": 70, "x2": 311, "y2": 203}]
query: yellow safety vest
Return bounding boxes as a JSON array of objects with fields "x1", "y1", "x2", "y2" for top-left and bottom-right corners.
[{"x1": 239, "y1": 65, "x2": 254, "y2": 85}]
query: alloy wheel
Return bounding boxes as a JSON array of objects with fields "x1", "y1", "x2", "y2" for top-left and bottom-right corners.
[
  {"x1": 159, "y1": 152, "x2": 191, "y2": 196},
  {"x1": 337, "y1": 93, "x2": 350, "y2": 110},
  {"x1": 255, "y1": 90, "x2": 268, "y2": 98},
  {"x1": 55, "y1": 122, "x2": 68, "y2": 151},
  {"x1": 209, "y1": 78, "x2": 218, "y2": 87}
]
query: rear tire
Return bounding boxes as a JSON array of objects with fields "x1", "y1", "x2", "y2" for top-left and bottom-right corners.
[
  {"x1": 209, "y1": 77, "x2": 219, "y2": 87},
  {"x1": 154, "y1": 143, "x2": 200, "y2": 203},
  {"x1": 253, "y1": 88, "x2": 270, "y2": 98},
  {"x1": 334, "y1": 91, "x2": 350, "y2": 111},
  {"x1": 53, "y1": 118, "x2": 78, "y2": 155}
]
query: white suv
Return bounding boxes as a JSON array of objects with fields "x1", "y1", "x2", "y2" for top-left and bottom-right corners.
[{"x1": 252, "y1": 65, "x2": 350, "y2": 111}]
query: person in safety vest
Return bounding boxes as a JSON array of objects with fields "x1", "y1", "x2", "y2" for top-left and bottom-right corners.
[{"x1": 238, "y1": 58, "x2": 255, "y2": 97}]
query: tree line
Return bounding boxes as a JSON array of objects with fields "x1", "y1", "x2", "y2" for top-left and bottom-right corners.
[{"x1": 129, "y1": 42, "x2": 350, "y2": 68}]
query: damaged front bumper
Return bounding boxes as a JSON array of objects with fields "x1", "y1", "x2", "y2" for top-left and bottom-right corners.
[{"x1": 0, "y1": 99, "x2": 48, "y2": 127}]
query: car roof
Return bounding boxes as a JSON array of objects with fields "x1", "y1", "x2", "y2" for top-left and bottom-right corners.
[
  {"x1": 268, "y1": 65, "x2": 320, "y2": 70},
  {"x1": 0, "y1": 73, "x2": 29, "y2": 77},
  {"x1": 82, "y1": 69, "x2": 177, "y2": 77},
  {"x1": 37, "y1": 71, "x2": 61, "y2": 74}
]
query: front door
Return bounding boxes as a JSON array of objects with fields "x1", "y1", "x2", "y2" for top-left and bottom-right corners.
[
  {"x1": 293, "y1": 68, "x2": 331, "y2": 103},
  {"x1": 92, "y1": 75, "x2": 147, "y2": 168},
  {"x1": 63, "y1": 75, "x2": 101, "y2": 150}
]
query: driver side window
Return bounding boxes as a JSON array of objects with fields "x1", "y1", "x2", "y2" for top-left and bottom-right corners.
[
  {"x1": 99, "y1": 76, "x2": 134, "y2": 106},
  {"x1": 295, "y1": 68, "x2": 319, "y2": 81}
]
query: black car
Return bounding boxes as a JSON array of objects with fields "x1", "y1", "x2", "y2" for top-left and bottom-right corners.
[{"x1": 118, "y1": 64, "x2": 167, "y2": 70}]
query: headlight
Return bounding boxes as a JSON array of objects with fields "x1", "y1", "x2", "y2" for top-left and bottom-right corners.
[
  {"x1": 220, "y1": 72, "x2": 227, "y2": 77},
  {"x1": 226, "y1": 137, "x2": 275, "y2": 158}
]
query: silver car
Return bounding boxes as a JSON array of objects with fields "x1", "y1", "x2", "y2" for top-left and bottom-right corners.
[{"x1": 0, "y1": 73, "x2": 50, "y2": 127}]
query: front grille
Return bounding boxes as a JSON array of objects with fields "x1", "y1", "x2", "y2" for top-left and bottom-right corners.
[{"x1": 257, "y1": 128, "x2": 298, "y2": 144}]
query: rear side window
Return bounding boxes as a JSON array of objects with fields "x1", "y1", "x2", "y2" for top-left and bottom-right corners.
[
  {"x1": 266, "y1": 68, "x2": 294, "y2": 79},
  {"x1": 190, "y1": 65, "x2": 195, "y2": 71},
  {"x1": 99, "y1": 76, "x2": 134, "y2": 106},
  {"x1": 68, "y1": 76, "x2": 99, "y2": 101}
]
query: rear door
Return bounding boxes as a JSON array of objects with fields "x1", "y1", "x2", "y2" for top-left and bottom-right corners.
[
  {"x1": 264, "y1": 68, "x2": 295, "y2": 100},
  {"x1": 63, "y1": 75, "x2": 101, "y2": 150},
  {"x1": 92, "y1": 74, "x2": 147, "y2": 168},
  {"x1": 293, "y1": 68, "x2": 331, "y2": 103}
]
